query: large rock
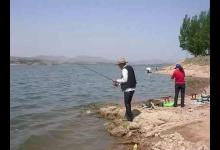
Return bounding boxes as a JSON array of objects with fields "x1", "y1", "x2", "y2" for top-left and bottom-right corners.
[
  {"x1": 109, "y1": 126, "x2": 128, "y2": 137},
  {"x1": 98, "y1": 106, "x2": 122, "y2": 120},
  {"x1": 127, "y1": 122, "x2": 140, "y2": 130}
]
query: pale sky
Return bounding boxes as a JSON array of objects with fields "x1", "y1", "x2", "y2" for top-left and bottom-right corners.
[{"x1": 10, "y1": 0, "x2": 210, "y2": 62}]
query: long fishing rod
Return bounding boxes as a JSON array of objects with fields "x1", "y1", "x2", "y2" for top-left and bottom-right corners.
[
  {"x1": 77, "y1": 64, "x2": 175, "y2": 92},
  {"x1": 76, "y1": 64, "x2": 114, "y2": 81}
]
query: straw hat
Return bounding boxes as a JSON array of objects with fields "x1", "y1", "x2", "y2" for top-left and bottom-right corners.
[{"x1": 116, "y1": 58, "x2": 128, "y2": 65}]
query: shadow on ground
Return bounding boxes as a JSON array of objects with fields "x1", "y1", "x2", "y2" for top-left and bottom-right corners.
[{"x1": 132, "y1": 109, "x2": 141, "y2": 119}]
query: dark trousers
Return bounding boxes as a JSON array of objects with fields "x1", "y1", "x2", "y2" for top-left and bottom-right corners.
[
  {"x1": 174, "y1": 83, "x2": 185, "y2": 107},
  {"x1": 124, "y1": 91, "x2": 134, "y2": 121}
]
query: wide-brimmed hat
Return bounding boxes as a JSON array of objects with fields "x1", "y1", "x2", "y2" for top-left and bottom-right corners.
[
  {"x1": 174, "y1": 64, "x2": 181, "y2": 69},
  {"x1": 116, "y1": 58, "x2": 128, "y2": 65}
]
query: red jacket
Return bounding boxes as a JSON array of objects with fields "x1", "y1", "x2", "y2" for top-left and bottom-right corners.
[{"x1": 171, "y1": 69, "x2": 185, "y2": 84}]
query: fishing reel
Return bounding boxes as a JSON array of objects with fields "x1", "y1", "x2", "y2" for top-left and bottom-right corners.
[{"x1": 112, "y1": 80, "x2": 119, "y2": 87}]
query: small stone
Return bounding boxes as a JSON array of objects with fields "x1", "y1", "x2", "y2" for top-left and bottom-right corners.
[
  {"x1": 178, "y1": 141, "x2": 182, "y2": 145},
  {"x1": 156, "y1": 141, "x2": 162, "y2": 146},
  {"x1": 86, "y1": 110, "x2": 91, "y2": 114},
  {"x1": 178, "y1": 145, "x2": 186, "y2": 150},
  {"x1": 127, "y1": 131, "x2": 132, "y2": 137},
  {"x1": 128, "y1": 122, "x2": 140, "y2": 130}
]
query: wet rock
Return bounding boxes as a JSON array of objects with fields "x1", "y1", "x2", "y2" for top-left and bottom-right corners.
[
  {"x1": 112, "y1": 119, "x2": 123, "y2": 126},
  {"x1": 105, "y1": 122, "x2": 115, "y2": 131},
  {"x1": 110, "y1": 126, "x2": 128, "y2": 137},
  {"x1": 98, "y1": 106, "x2": 122, "y2": 120}
]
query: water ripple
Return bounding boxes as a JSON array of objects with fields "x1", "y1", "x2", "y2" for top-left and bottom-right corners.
[{"x1": 11, "y1": 64, "x2": 173, "y2": 149}]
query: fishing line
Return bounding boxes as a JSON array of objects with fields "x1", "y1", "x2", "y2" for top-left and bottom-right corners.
[
  {"x1": 76, "y1": 64, "x2": 114, "y2": 81},
  {"x1": 77, "y1": 64, "x2": 175, "y2": 97}
]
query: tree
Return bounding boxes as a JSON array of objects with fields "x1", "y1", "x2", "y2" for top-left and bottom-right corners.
[
  {"x1": 179, "y1": 9, "x2": 210, "y2": 56},
  {"x1": 179, "y1": 15, "x2": 190, "y2": 51}
]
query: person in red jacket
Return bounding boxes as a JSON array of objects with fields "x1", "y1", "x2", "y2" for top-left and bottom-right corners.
[{"x1": 171, "y1": 64, "x2": 185, "y2": 107}]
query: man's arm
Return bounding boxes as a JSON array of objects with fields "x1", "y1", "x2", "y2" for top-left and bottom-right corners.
[{"x1": 116, "y1": 68, "x2": 128, "y2": 83}]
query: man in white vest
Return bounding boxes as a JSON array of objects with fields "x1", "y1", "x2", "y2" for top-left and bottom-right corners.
[{"x1": 113, "y1": 58, "x2": 137, "y2": 121}]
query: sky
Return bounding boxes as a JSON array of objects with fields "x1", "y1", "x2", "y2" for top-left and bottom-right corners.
[{"x1": 10, "y1": 0, "x2": 210, "y2": 62}]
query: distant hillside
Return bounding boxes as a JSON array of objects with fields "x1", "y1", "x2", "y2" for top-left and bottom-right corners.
[
  {"x1": 131, "y1": 59, "x2": 176, "y2": 65},
  {"x1": 67, "y1": 56, "x2": 114, "y2": 64},
  {"x1": 181, "y1": 56, "x2": 210, "y2": 66},
  {"x1": 11, "y1": 56, "x2": 44, "y2": 65},
  {"x1": 11, "y1": 55, "x2": 178, "y2": 65},
  {"x1": 10, "y1": 55, "x2": 114, "y2": 65}
]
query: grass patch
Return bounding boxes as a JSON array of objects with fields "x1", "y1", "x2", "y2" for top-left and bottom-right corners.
[{"x1": 185, "y1": 77, "x2": 210, "y2": 95}]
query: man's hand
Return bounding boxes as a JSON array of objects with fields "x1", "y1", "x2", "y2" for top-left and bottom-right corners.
[{"x1": 112, "y1": 80, "x2": 119, "y2": 87}]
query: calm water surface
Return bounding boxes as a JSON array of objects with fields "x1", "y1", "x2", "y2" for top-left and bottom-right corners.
[{"x1": 10, "y1": 64, "x2": 174, "y2": 150}]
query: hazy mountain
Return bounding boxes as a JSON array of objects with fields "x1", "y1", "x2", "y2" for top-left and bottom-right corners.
[
  {"x1": 11, "y1": 55, "x2": 177, "y2": 65},
  {"x1": 34, "y1": 55, "x2": 68, "y2": 61},
  {"x1": 10, "y1": 55, "x2": 114, "y2": 65},
  {"x1": 131, "y1": 59, "x2": 176, "y2": 65},
  {"x1": 67, "y1": 56, "x2": 114, "y2": 64}
]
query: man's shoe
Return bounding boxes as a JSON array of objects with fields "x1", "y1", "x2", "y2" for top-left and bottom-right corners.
[
  {"x1": 122, "y1": 118, "x2": 128, "y2": 121},
  {"x1": 128, "y1": 119, "x2": 133, "y2": 122}
]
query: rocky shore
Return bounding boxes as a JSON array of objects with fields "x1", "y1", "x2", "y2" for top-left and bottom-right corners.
[
  {"x1": 93, "y1": 56, "x2": 210, "y2": 150},
  {"x1": 95, "y1": 96, "x2": 209, "y2": 150}
]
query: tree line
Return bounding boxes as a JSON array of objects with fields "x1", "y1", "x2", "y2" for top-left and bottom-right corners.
[{"x1": 179, "y1": 9, "x2": 210, "y2": 57}]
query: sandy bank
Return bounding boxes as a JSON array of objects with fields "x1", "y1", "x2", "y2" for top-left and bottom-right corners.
[
  {"x1": 155, "y1": 64, "x2": 209, "y2": 78},
  {"x1": 155, "y1": 56, "x2": 210, "y2": 78},
  {"x1": 95, "y1": 95, "x2": 209, "y2": 150}
]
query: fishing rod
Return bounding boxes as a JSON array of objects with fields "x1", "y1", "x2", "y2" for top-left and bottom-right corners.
[
  {"x1": 76, "y1": 64, "x2": 114, "y2": 81},
  {"x1": 76, "y1": 64, "x2": 177, "y2": 97}
]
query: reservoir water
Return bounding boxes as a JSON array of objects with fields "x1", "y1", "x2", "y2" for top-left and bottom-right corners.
[{"x1": 10, "y1": 64, "x2": 174, "y2": 150}]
